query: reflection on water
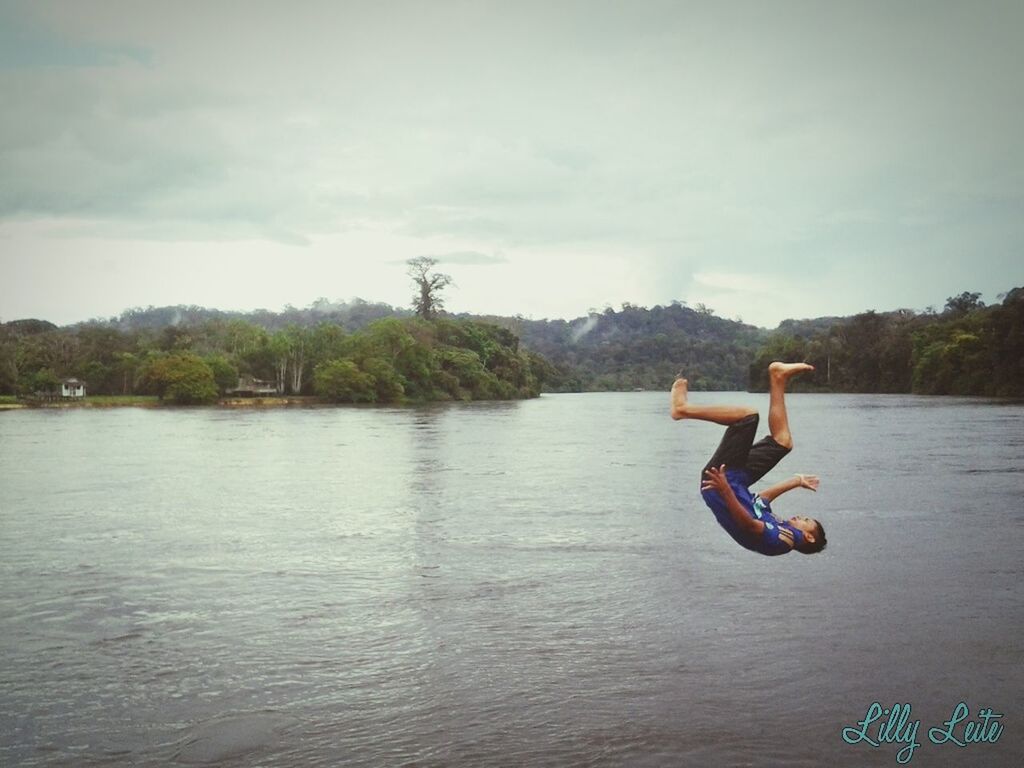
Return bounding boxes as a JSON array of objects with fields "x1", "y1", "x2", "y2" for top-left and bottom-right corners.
[{"x1": 0, "y1": 394, "x2": 1021, "y2": 766}]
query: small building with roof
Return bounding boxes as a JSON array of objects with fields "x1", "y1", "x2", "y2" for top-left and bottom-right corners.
[
  {"x1": 61, "y1": 378, "x2": 86, "y2": 398},
  {"x1": 227, "y1": 375, "x2": 279, "y2": 396}
]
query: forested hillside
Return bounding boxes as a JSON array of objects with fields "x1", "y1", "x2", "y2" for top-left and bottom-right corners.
[
  {"x1": 748, "y1": 290, "x2": 1024, "y2": 397},
  {"x1": 471, "y1": 303, "x2": 767, "y2": 391}
]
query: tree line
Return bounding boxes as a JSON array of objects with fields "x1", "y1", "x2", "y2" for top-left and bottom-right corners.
[
  {"x1": 0, "y1": 257, "x2": 549, "y2": 405},
  {"x1": 747, "y1": 289, "x2": 1024, "y2": 397},
  {"x1": 3, "y1": 284, "x2": 1020, "y2": 401},
  {"x1": 0, "y1": 315, "x2": 547, "y2": 405}
]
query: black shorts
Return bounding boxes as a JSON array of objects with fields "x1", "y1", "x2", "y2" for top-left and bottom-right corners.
[{"x1": 701, "y1": 413, "x2": 790, "y2": 485}]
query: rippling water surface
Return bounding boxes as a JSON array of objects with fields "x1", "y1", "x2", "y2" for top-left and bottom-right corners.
[{"x1": 1, "y1": 393, "x2": 1022, "y2": 766}]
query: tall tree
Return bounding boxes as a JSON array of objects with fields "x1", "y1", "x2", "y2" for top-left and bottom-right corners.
[
  {"x1": 268, "y1": 332, "x2": 290, "y2": 394},
  {"x1": 285, "y1": 325, "x2": 310, "y2": 394},
  {"x1": 137, "y1": 354, "x2": 219, "y2": 404},
  {"x1": 115, "y1": 352, "x2": 138, "y2": 395},
  {"x1": 944, "y1": 291, "x2": 985, "y2": 315},
  {"x1": 406, "y1": 257, "x2": 452, "y2": 320}
]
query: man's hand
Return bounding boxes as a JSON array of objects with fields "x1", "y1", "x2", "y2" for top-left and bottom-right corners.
[
  {"x1": 702, "y1": 464, "x2": 731, "y2": 495},
  {"x1": 760, "y1": 473, "x2": 819, "y2": 502},
  {"x1": 703, "y1": 464, "x2": 764, "y2": 537},
  {"x1": 797, "y1": 474, "x2": 820, "y2": 492}
]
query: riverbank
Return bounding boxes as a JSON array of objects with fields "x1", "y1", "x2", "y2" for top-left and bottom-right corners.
[
  {"x1": 1, "y1": 395, "x2": 329, "y2": 410},
  {"x1": 7, "y1": 396, "x2": 162, "y2": 409}
]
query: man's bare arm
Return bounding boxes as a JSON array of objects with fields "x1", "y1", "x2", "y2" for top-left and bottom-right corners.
[
  {"x1": 702, "y1": 465, "x2": 765, "y2": 537},
  {"x1": 759, "y1": 474, "x2": 819, "y2": 503}
]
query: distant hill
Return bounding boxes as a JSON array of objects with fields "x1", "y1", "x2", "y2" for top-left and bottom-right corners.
[
  {"x1": 1, "y1": 319, "x2": 59, "y2": 336},
  {"x1": 465, "y1": 304, "x2": 769, "y2": 391},
  {"x1": 773, "y1": 316, "x2": 846, "y2": 339}
]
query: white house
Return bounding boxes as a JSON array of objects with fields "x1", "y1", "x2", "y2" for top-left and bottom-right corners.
[{"x1": 61, "y1": 378, "x2": 86, "y2": 398}]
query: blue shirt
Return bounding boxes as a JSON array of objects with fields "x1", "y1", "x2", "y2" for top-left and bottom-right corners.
[{"x1": 700, "y1": 468, "x2": 804, "y2": 556}]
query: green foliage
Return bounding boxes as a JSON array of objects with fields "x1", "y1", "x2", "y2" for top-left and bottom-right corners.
[
  {"x1": 79, "y1": 360, "x2": 113, "y2": 394},
  {"x1": 112, "y1": 352, "x2": 139, "y2": 395},
  {"x1": 204, "y1": 355, "x2": 239, "y2": 395},
  {"x1": 313, "y1": 359, "x2": 377, "y2": 403},
  {"x1": 749, "y1": 289, "x2": 1024, "y2": 397},
  {"x1": 30, "y1": 368, "x2": 61, "y2": 393},
  {"x1": 944, "y1": 291, "x2": 985, "y2": 316},
  {"x1": 305, "y1": 317, "x2": 543, "y2": 403},
  {"x1": 224, "y1": 319, "x2": 268, "y2": 356},
  {"x1": 360, "y1": 357, "x2": 405, "y2": 402},
  {"x1": 25, "y1": 298, "x2": 763, "y2": 395},
  {"x1": 0, "y1": 312, "x2": 406, "y2": 402},
  {"x1": 159, "y1": 325, "x2": 194, "y2": 351},
  {"x1": 309, "y1": 323, "x2": 347, "y2": 365},
  {"x1": 112, "y1": 302, "x2": 407, "y2": 335},
  {"x1": 137, "y1": 354, "x2": 219, "y2": 404},
  {"x1": 476, "y1": 301, "x2": 771, "y2": 392},
  {"x1": 0, "y1": 344, "x2": 16, "y2": 395},
  {"x1": 985, "y1": 287, "x2": 1024, "y2": 396},
  {"x1": 437, "y1": 347, "x2": 500, "y2": 399}
]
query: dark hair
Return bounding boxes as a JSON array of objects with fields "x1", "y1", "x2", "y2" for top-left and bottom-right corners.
[{"x1": 798, "y1": 520, "x2": 827, "y2": 555}]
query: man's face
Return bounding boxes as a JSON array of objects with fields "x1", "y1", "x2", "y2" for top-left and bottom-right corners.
[{"x1": 787, "y1": 516, "x2": 818, "y2": 537}]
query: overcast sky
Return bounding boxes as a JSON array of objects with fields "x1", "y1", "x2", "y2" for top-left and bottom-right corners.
[{"x1": 1, "y1": 0, "x2": 1022, "y2": 329}]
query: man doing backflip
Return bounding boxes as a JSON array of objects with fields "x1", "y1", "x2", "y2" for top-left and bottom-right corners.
[{"x1": 671, "y1": 362, "x2": 827, "y2": 556}]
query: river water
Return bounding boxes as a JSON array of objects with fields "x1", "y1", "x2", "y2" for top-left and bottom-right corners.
[{"x1": 1, "y1": 393, "x2": 1021, "y2": 767}]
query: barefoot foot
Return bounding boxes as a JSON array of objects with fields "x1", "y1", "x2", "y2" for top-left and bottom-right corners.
[
  {"x1": 671, "y1": 377, "x2": 688, "y2": 420},
  {"x1": 769, "y1": 361, "x2": 815, "y2": 382}
]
